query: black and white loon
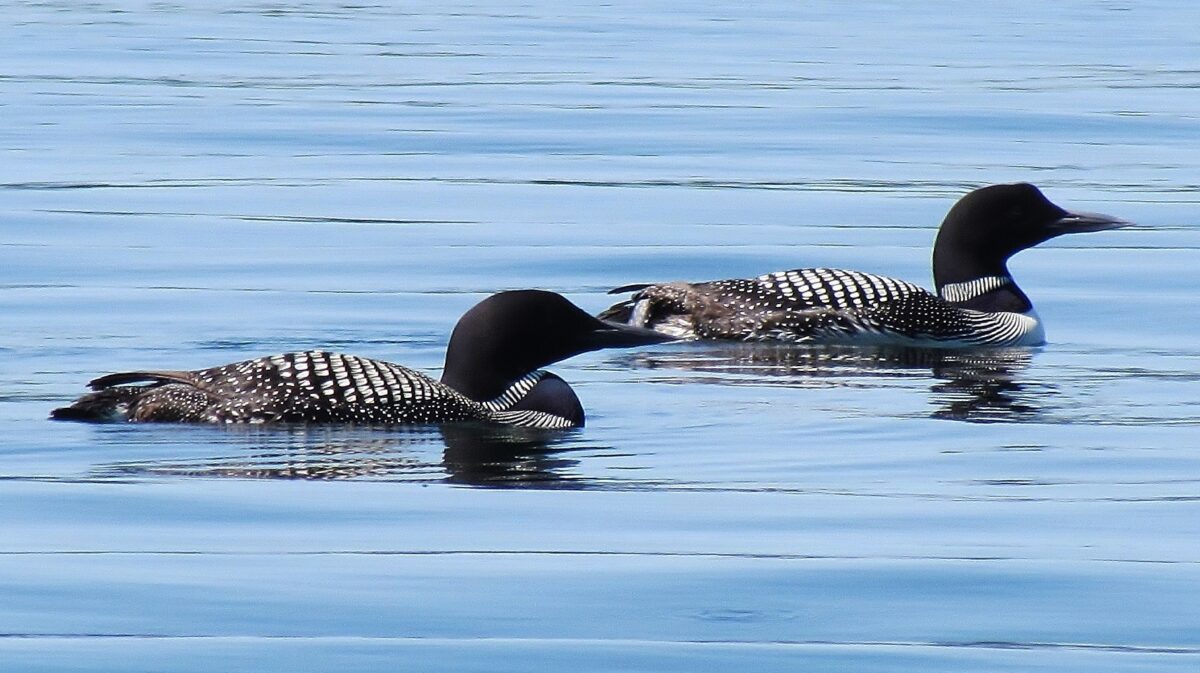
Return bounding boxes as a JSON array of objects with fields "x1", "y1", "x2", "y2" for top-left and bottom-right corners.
[
  {"x1": 600, "y1": 183, "x2": 1128, "y2": 347},
  {"x1": 52, "y1": 290, "x2": 672, "y2": 429}
]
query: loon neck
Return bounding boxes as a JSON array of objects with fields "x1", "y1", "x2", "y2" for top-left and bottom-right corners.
[
  {"x1": 932, "y1": 234, "x2": 1032, "y2": 312},
  {"x1": 441, "y1": 354, "x2": 524, "y2": 402}
]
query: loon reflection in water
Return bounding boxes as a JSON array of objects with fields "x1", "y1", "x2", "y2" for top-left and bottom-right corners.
[
  {"x1": 92, "y1": 424, "x2": 593, "y2": 487},
  {"x1": 617, "y1": 343, "x2": 1047, "y2": 423}
]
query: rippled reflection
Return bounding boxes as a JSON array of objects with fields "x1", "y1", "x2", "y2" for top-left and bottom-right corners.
[
  {"x1": 926, "y1": 351, "x2": 1045, "y2": 423},
  {"x1": 92, "y1": 424, "x2": 588, "y2": 487},
  {"x1": 618, "y1": 343, "x2": 1049, "y2": 423}
]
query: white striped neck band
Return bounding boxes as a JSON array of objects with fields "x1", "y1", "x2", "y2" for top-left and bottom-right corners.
[
  {"x1": 480, "y1": 370, "x2": 546, "y2": 411},
  {"x1": 938, "y1": 275, "x2": 1013, "y2": 303}
]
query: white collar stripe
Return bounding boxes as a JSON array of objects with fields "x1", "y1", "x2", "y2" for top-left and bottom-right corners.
[{"x1": 939, "y1": 275, "x2": 1012, "y2": 303}]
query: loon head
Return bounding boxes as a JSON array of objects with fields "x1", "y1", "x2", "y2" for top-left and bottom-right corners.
[
  {"x1": 933, "y1": 183, "x2": 1128, "y2": 289},
  {"x1": 440, "y1": 290, "x2": 673, "y2": 403}
]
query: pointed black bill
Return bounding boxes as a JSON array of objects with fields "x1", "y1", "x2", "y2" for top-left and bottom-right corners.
[
  {"x1": 582, "y1": 318, "x2": 676, "y2": 349},
  {"x1": 1049, "y1": 210, "x2": 1131, "y2": 234}
]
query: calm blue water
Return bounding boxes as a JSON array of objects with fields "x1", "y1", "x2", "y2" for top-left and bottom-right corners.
[{"x1": 3, "y1": 1, "x2": 1199, "y2": 671}]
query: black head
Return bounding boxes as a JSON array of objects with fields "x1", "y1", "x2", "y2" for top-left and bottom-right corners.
[
  {"x1": 932, "y1": 183, "x2": 1128, "y2": 288},
  {"x1": 440, "y1": 290, "x2": 674, "y2": 401}
]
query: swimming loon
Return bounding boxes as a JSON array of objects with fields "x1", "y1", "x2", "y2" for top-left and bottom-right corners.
[
  {"x1": 51, "y1": 290, "x2": 672, "y2": 429},
  {"x1": 600, "y1": 183, "x2": 1128, "y2": 347}
]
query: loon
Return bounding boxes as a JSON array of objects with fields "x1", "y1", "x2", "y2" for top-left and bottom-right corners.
[
  {"x1": 600, "y1": 183, "x2": 1128, "y2": 347},
  {"x1": 51, "y1": 290, "x2": 672, "y2": 429}
]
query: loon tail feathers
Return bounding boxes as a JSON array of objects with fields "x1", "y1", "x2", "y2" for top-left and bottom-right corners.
[
  {"x1": 50, "y1": 386, "x2": 144, "y2": 422},
  {"x1": 53, "y1": 369, "x2": 200, "y2": 422}
]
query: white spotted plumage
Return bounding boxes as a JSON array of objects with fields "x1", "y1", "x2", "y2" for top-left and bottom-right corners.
[{"x1": 87, "y1": 350, "x2": 575, "y2": 428}]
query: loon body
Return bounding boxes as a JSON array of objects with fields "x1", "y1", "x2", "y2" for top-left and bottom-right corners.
[
  {"x1": 601, "y1": 184, "x2": 1127, "y2": 347},
  {"x1": 52, "y1": 290, "x2": 671, "y2": 428}
]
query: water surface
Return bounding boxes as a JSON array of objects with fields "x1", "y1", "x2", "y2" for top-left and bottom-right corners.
[{"x1": 2, "y1": 2, "x2": 1199, "y2": 671}]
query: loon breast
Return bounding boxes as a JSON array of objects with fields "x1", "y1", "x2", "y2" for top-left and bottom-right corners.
[
  {"x1": 51, "y1": 350, "x2": 578, "y2": 429},
  {"x1": 609, "y1": 268, "x2": 1045, "y2": 347}
]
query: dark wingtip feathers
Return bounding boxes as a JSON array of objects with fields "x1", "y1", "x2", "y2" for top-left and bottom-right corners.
[
  {"x1": 595, "y1": 299, "x2": 635, "y2": 323},
  {"x1": 598, "y1": 283, "x2": 653, "y2": 323},
  {"x1": 88, "y1": 370, "x2": 191, "y2": 390},
  {"x1": 608, "y1": 283, "x2": 653, "y2": 295}
]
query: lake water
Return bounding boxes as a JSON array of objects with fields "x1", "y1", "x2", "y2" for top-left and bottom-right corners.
[{"x1": 2, "y1": 1, "x2": 1199, "y2": 671}]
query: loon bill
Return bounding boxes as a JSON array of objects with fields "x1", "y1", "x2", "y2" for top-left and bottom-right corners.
[
  {"x1": 52, "y1": 290, "x2": 673, "y2": 428},
  {"x1": 600, "y1": 183, "x2": 1129, "y2": 347}
]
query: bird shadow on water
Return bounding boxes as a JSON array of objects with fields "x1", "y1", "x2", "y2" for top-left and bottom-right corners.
[
  {"x1": 90, "y1": 423, "x2": 596, "y2": 488},
  {"x1": 614, "y1": 343, "x2": 1052, "y2": 423}
]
